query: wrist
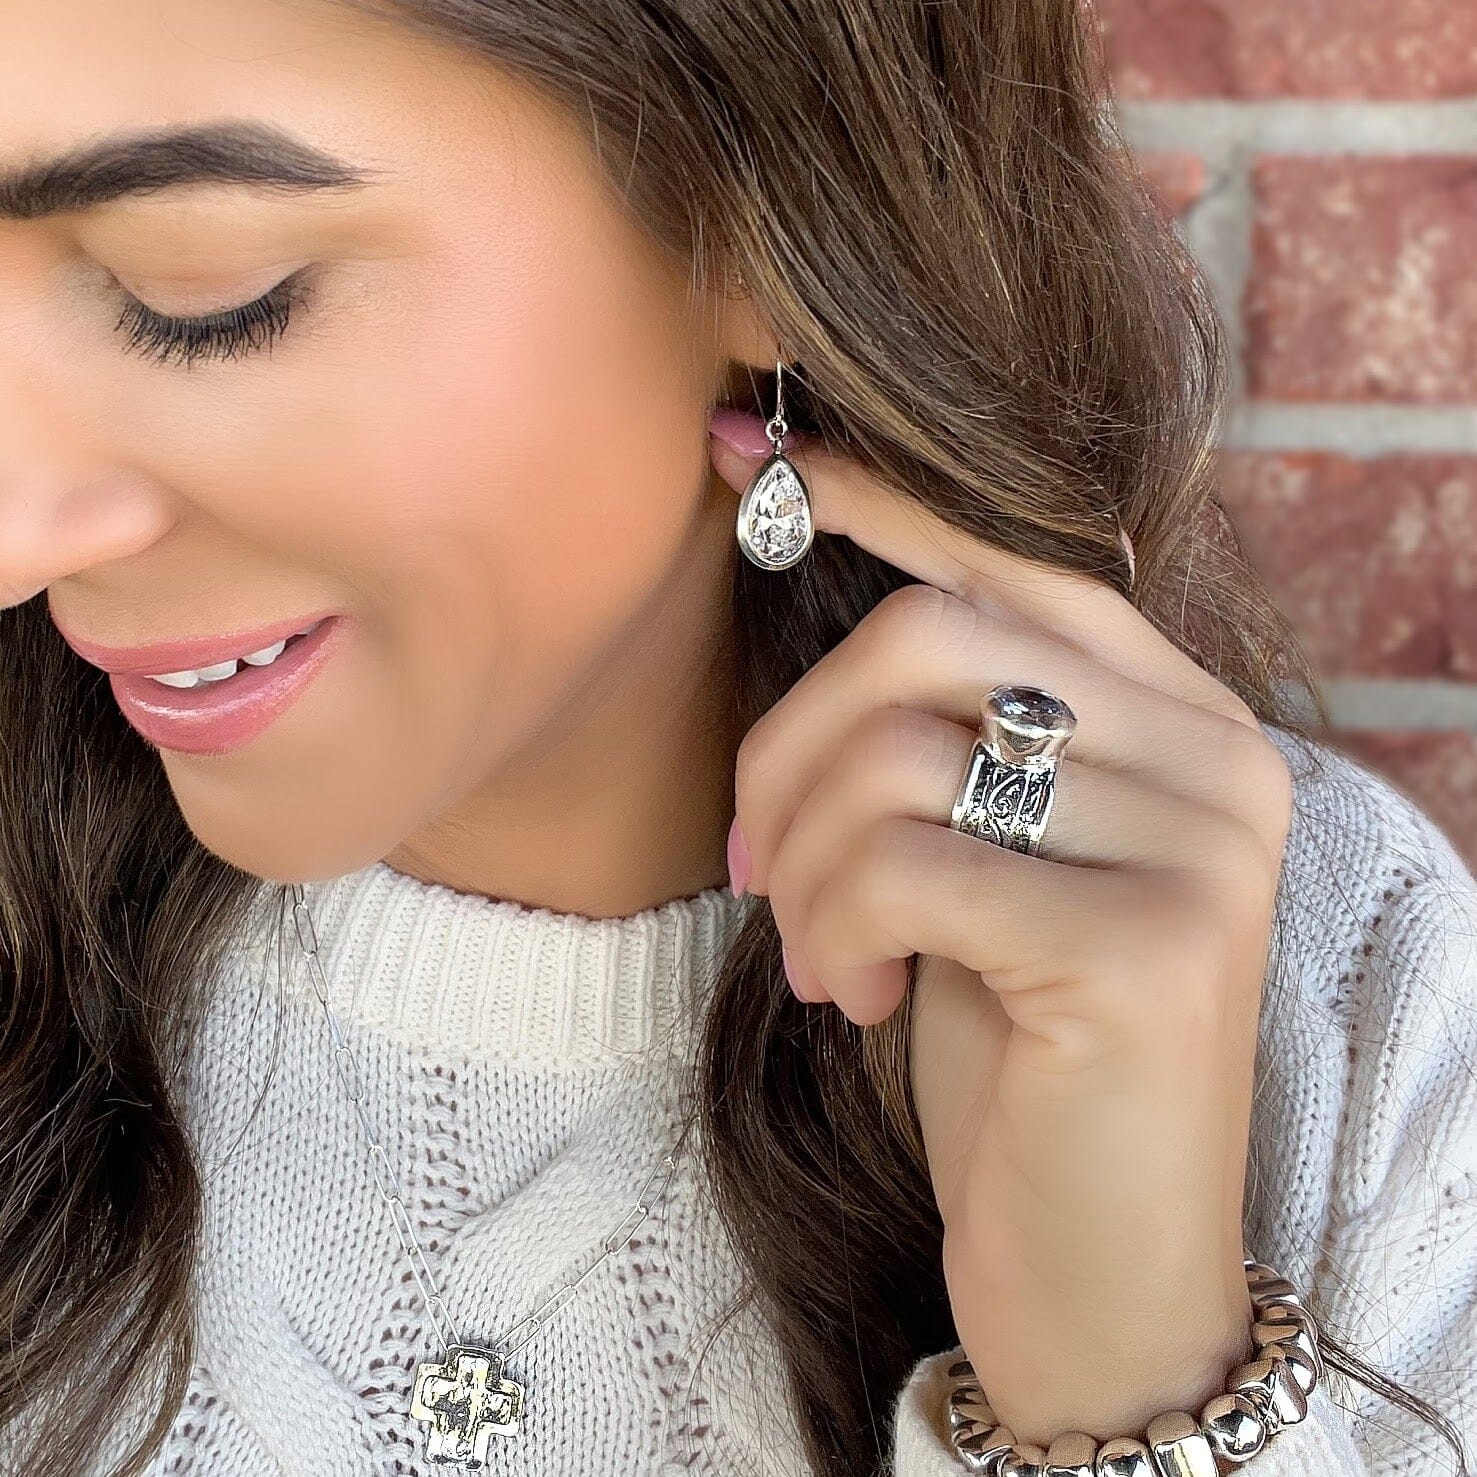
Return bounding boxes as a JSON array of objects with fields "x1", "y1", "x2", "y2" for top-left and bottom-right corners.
[
  {"x1": 945, "y1": 1258, "x2": 1326, "y2": 1474},
  {"x1": 960, "y1": 1282, "x2": 1255, "y2": 1449}
]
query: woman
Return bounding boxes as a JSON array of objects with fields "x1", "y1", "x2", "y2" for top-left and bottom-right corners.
[{"x1": 0, "y1": 0, "x2": 1471, "y2": 1474}]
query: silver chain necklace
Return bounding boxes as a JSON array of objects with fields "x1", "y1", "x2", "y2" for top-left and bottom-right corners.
[{"x1": 288, "y1": 884, "x2": 691, "y2": 1470}]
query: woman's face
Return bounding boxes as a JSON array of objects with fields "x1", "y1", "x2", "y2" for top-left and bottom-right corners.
[{"x1": 0, "y1": 0, "x2": 769, "y2": 906}]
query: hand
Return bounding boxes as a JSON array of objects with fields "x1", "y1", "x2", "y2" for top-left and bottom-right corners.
[{"x1": 708, "y1": 414, "x2": 1295, "y2": 1447}]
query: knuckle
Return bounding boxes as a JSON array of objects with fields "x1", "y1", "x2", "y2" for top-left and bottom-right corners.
[
  {"x1": 1219, "y1": 710, "x2": 1277, "y2": 774},
  {"x1": 861, "y1": 581, "x2": 982, "y2": 663},
  {"x1": 733, "y1": 719, "x2": 775, "y2": 801},
  {"x1": 1250, "y1": 738, "x2": 1296, "y2": 833},
  {"x1": 1222, "y1": 692, "x2": 1262, "y2": 729},
  {"x1": 1197, "y1": 679, "x2": 1262, "y2": 731},
  {"x1": 1217, "y1": 720, "x2": 1296, "y2": 848},
  {"x1": 766, "y1": 836, "x2": 811, "y2": 937},
  {"x1": 766, "y1": 850, "x2": 800, "y2": 926},
  {"x1": 1201, "y1": 808, "x2": 1274, "y2": 890}
]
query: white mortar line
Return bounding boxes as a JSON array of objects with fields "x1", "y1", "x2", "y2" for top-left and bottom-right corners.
[
  {"x1": 1281, "y1": 678, "x2": 1477, "y2": 732},
  {"x1": 1116, "y1": 100, "x2": 1477, "y2": 155},
  {"x1": 1174, "y1": 146, "x2": 1255, "y2": 403},
  {"x1": 1223, "y1": 404, "x2": 1477, "y2": 455}
]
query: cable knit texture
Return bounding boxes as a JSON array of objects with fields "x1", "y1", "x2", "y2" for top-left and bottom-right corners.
[{"x1": 112, "y1": 726, "x2": 1475, "y2": 1475}]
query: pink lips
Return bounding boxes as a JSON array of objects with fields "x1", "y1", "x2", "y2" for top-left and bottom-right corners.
[
  {"x1": 54, "y1": 609, "x2": 340, "y2": 676},
  {"x1": 106, "y1": 614, "x2": 348, "y2": 756}
]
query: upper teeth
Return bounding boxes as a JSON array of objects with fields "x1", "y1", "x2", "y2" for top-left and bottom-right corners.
[{"x1": 145, "y1": 621, "x2": 321, "y2": 687}]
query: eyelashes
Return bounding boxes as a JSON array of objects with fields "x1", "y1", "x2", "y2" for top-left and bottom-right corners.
[{"x1": 113, "y1": 270, "x2": 312, "y2": 368}]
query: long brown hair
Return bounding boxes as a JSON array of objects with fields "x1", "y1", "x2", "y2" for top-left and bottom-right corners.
[{"x1": 0, "y1": 2, "x2": 1468, "y2": 1474}]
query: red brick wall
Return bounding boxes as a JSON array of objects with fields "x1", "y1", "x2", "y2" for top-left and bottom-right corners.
[{"x1": 1097, "y1": 0, "x2": 1477, "y2": 868}]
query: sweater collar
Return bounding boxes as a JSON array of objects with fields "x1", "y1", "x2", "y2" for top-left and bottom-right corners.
[{"x1": 235, "y1": 860, "x2": 749, "y2": 1069}]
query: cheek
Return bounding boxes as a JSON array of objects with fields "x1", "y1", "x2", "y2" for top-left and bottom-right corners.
[
  {"x1": 324, "y1": 221, "x2": 709, "y2": 677},
  {"x1": 142, "y1": 232, "x2": 710, "y2": 782}
]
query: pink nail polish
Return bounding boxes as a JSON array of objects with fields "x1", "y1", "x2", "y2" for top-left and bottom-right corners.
[
  {"x1": 726, "y1": 817, "x2": 751, "y2": 898},
  {"x1": 708, "y1": 406, "x2": 779, "y2": 458}
]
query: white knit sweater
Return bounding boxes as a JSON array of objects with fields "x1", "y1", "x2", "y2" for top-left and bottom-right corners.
[{"x1": 124, "y1": 726, "x2": 1475, "y2": 1476}]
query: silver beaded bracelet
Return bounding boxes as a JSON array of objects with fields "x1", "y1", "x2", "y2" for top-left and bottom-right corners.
[{"x1": 945, "y1": 1256, "x2": 1325, "y2": 1475}]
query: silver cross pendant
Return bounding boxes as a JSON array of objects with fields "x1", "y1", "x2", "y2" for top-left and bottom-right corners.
[{"x1": 409, "y1": 1344, "x2": 525, "y2": 1469}]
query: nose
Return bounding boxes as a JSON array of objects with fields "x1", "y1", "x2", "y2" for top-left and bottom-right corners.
[
  {"x1": 0, "y1": 470, "x2": 173, "y2": 608},
  {"x1": 0, "y1": 372, "x2": 172, "y2": 610}
]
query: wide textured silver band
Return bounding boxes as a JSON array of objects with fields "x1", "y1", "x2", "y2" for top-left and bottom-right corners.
[
  {"x1": 949, "y1": 684, "x2": 1077, "y2": 859},
  {"x1": 944, "y1": 1257, "x2": 1326, "y2": 1475}
]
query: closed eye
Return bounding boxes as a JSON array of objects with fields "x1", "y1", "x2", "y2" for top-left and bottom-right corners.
[{"x1": 113, "y1": 269, "x2": 312, "y2": 368}]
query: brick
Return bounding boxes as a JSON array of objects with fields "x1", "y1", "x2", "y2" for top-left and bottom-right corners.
[
  {"x1": 1327, "y1": 730, "x2": 1477, "y2": 875},
  {"x1": 1097, "y1": 0, "x2": 1477, "y2": 100},
  {"x1": 1245, "y1": 158, "x2": 1477, "y2": 404},
  {"x1": 1137, "y1": 150, "x2": 1208, "y2": 220},
  {"x1": 1217, "y1": 452, "x2": 1477, "y2": 680}
]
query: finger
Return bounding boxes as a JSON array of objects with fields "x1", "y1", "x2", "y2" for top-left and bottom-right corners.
[
  {"x1": 792, "y1": 813, "x2": 1163, "y2": 1032},
  {"x1": 802, "y1": 813, "x2": 1263, "y2": 1055},
  {"x1": 768, "y1": 705, "x2": 1265, "y2": 899},
  {"x1": 766, "y1": 708, "x2": 1269, "y2": 1012},
  {"x1": 708, "y1": 408, "x2": 1251, "y2": 726},
  {"x1": 735, "y1": 585, "x2": 1294, "y2": 897}
]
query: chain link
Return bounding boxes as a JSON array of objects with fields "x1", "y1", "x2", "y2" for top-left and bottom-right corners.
[{"x1": 288, "y1": 883, "x2": 688, "y2": 1365}]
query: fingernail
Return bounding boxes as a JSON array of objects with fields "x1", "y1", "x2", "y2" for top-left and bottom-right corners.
[
  {"x1": 708, "y1": 406, "x2": 778, "y2": 458},
  {"x1": 726, "y1": 817, "x2": 750, "y2": 898}
]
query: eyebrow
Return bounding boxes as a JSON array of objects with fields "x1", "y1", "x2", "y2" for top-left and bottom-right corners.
[{"x1": 0, "y1": 120, "x2": 383, "y2": 222}]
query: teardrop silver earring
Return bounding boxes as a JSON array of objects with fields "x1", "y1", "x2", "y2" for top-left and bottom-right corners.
[{"x1": 734, "y1": 360, "x2": 815, "y2": 571}]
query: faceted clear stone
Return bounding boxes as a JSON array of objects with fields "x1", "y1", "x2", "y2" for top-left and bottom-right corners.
[
  {"x1": 983, "y1": 684, "x2": 1076, "y2": 764},
  {"x1": 992, "y1": 685, "x2": 1074, "y2": 732},
  {"x1": 743, "y1": 457, "x2": 811, "y2": 565}
]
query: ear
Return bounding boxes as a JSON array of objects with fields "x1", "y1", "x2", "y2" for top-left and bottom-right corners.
[{"x1": 710, "y1": 262, "x2": 783, "y2": 377}]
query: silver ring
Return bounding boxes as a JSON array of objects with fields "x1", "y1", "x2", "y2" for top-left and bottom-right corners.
[{"x1": 948, "y1": 684, "x2": 1076, "y2": 857}]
